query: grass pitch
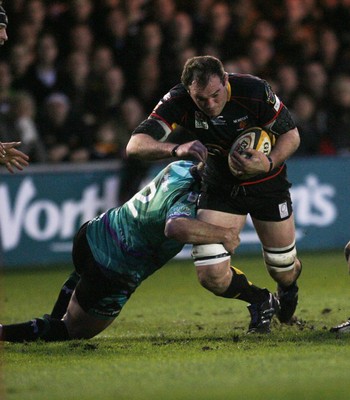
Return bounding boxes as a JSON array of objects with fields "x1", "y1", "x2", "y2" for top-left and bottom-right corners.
[{"x1": 2, "y1": 250, "x2": 350, "y2": 400}]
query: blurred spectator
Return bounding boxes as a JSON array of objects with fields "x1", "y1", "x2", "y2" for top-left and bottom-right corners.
[
  {"x1": 67, "y1": 23, "x2": 95, "y2": 56},
  {"x1": 317, "y1": 26, "x2": 341, "y2": 73},
  {"x1": 290, "y1": 91, "x2": 324, "y2": 156},
  {"x1": 302, "y1": 60, "x2": 329, "y2": 106},
  {"x1": 89, "y1": 96, "x2": 140, "y2": 163},
  {"x1": 11, "y1": 21, "x2": 39, "y2": 54},
  {"x1": 247, "y1": 37, "x2": 275, "y2": 78},
  {"x1": 90, "y1": 119, "x2": 123, "y2": 161},
  {"x1": 60, "y1": 50, "x2": 90, "y2": 116},
  {"x1": 275, "y1": 64, "x2": 300, "y2": 105},
  {"x1": 84, "y1": 45, "x2": 115, "y2": 114},
  {"x1": 231, "y1": 0, "x2": 260, "y2": 41},
  {"x1": 122, "y1": 0, "x2": 147, "y2": 36},
  {"x1": 168, "y1": 11, "x2": 195, "y2": 55},
  {"x1": 9, "y1": 44, "x2": 35, "y2": 88},
  {"x1": 101, "y1": 7, "x2": 137, "y2": 76},
  {"x1": 278, "y1": 0, "x2": 319, "y2": 65},
  {"x1": 133, "y1": 20, "x2": 167, "y2": 110},
  {"x1": 16, "y1": 32, "x2": 63, "y2": 108},
  {"x1": 23, "y1": 0, "x2": 48, "y2": 34},
  {"x1": 3, "y1": 91, "x2": 46, "y2": 162},
  {"x1": 201, "y1": 1, "x2": 241, "y2": 61},
  {"x1": 149, "y1": 0, "x2": 177, "y2": 36},
  {"x1": 252, "y1": 18, "x2": 278, "y2": 43},
  {"x1": 50, "y1": 0, "x2": 95, "y2": 46},
  {"x1": 323, "y1": 0, "x2": 350, "y2": 47},
  {"x1": 85, "y1": 65, "x2": 126, "y2": 123},
  {"x1": 162, "y1": 11, "x2": 196, "y2": 87},
  {"x1": 70, "y1": 0, "x2": 94, "y2": 25},
  {"x1": 90, "y1": 45, "x2": 115, "y2": 81},
  {"x1": 191, "y1": 0, "x2": 214, "y2": 28},
  {"x1": 325, "y1": 74, "x2": 350, "y2": 155},
  {"x1": 37, "y1": 92, "x2": 93, "y2": 162},
  {"x1": 224, "y1": 56, "x2": 254, "y2": 74},
  {"x1": 116, "y1": 96, "x2": 151, "y2": 204},
  {"x1": 0, "y1": 61, "x2": 14, "y2": 116}
]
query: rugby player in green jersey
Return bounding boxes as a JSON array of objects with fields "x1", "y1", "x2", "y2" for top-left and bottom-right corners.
[{"x1": 0, "y1": 161, "x2": 278, "y2": 341}]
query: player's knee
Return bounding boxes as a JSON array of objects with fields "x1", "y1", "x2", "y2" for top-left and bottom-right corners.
[
  {"x1": 196, "y1": 267, "x2": 230, "y2": 295},
  {"x1": 192, "y1": 244, "x2": 231, "y2": 294},
  {"x1": 263, "y1": 241, "x2": 300, "y2": 285}
]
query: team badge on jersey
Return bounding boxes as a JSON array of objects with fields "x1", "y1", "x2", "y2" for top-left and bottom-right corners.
[
  {"x1": 195, "y1": 111, "x2": 209, "y2": 129},
  {"x1": 279, "y1": 202, "x2": 289, "y2": 219},
  {"x1": 187, "y1": 191, "x2": 199, "y2": 203},
  {"x1": 265, "y1": 84, "x2": 281, "y2": 112}
]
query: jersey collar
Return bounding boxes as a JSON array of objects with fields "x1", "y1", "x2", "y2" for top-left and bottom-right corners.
[{"x1": 226, "y1": 81, "x2": 232, "y2": 101}]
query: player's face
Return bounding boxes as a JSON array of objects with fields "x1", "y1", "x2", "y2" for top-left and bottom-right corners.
[
  {"x1": 0, "y1": 25, "x2": 8, "y2": 45},
  {"x1": 188, "y1": 74, "x2": 228, "y2": 118}
]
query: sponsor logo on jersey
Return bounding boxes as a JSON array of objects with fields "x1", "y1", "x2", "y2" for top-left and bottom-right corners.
[
  {"x1": 233, "y1": 115, "x2": 249, "y2": 131},
  {"x1": 195, "y1": 111, "x2": 209, "y2": 129},
  {"x1": 233, "y1": 115, "x2": 248, "y2": 124},
  {"x1": 210, "y1": 115, "x2": 227, "y2": 125}
]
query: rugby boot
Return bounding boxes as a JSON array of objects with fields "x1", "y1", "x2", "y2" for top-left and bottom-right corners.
[
  {"x1": 330, "y1": 319, "x2": 350, "y2": 334},
  {"x1": 247, "y1": 290, "x2": 280, "y2": 334},
  {"x1": 276, "y1": 282, "x2": 299, "y2": 323}
]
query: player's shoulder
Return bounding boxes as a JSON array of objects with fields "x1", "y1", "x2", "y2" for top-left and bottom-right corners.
[
  {"x1": 228, "y1": 72, "x2": 265, "y2": 85},
  {"x1": 155, "y1": 161, "x2": 196, "y2": 189},
  {"x1": 228, "y1": 73, "x2": 268, "y2": 97},
  {"x1": 166, "y1": 160, "x2": 196, "y2": 178},
  {"x1": 154, "y1": 83, "x2": 192, "y2": 114},
  {"x1": 162, "y1": 83, "x2": 189, "y2": 102}
]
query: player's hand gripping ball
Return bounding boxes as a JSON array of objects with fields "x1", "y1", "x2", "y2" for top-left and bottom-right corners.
[{"x1": 228, "y1": 127, "x2": 272, "y2": 179}]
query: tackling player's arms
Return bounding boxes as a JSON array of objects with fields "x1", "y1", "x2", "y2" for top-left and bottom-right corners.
[{"x1": 165, "y1": 217, "x2": 239, "y2": 255}]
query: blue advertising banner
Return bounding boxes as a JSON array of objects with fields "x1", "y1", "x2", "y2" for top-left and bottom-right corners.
[
  {"x1": 0, "y1": 157, "x2": 349, "y2": 268},
  {"x1": 0, "y1": 162, "x2": 121, "y2": 267}
]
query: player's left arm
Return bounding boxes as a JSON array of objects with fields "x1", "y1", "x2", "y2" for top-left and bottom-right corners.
[
  {"x1": 266, "y1": 127, "x2": 300, "y2": 170},
  {"x1": 262, "y1": 82, "x2": 300, "y2": 170},
  {"x1": 232, "y1": 126, "x2": 300, "y2": 177},
  {"x1": 233, "y1": 80, "x2": 300, "y2": 175}
]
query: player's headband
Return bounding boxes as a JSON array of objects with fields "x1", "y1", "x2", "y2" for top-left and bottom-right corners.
[{"x1": 0, "y1": 6, "x2": 8, "y2": 27}]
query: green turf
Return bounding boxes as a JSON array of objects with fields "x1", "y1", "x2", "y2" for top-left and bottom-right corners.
[{"x1": 2, "y1": 251, "x2": 350, "y2": 400}]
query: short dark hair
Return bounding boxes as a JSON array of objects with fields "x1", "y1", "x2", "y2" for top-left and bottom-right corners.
[{"x1": 181, "y1": 56, "x2": 225, "y2": 89}]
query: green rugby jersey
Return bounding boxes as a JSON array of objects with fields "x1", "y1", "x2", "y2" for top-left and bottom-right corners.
[{"x1": 86, "y1": 161, "x2": 200, "y2": 285}]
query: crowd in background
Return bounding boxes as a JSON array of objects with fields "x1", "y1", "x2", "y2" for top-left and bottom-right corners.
[{"x1": 1, "y1": 0, "x2": 350, "y2": 168}]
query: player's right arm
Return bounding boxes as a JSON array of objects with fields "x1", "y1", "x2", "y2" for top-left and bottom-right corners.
[
  {"x1": 164, "y1": 217, "x2": 239, "y2": 255},
  {"x1": 126, "y1": 133, "x2": 207, "y2": 163},
  {"x1": 126, "y1": 85, "x2": 208, "y2": 163}
]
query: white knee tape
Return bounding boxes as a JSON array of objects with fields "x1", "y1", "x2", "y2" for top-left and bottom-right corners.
[
  {"x1": 191, "y1": 244, "x2": 231, "y2": 267},
  {"x1": 263, "y1": 241, "x2": 297, "y2": 273}
]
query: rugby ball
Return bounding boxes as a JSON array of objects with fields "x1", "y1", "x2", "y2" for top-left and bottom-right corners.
[{"x1": 228, "y1": 127, "x2": 272, "y2": 179}]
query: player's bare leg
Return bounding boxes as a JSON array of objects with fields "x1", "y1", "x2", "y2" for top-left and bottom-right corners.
[
  {"x1": 193, "y1": 209, "x2": 281, "y2": 333},
  {"x1": 63, "y1": 292, "x2": 115, "y2": 339},
  {"x1": 253, "y1": 215, "x2": 302, "y2": 323}
]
